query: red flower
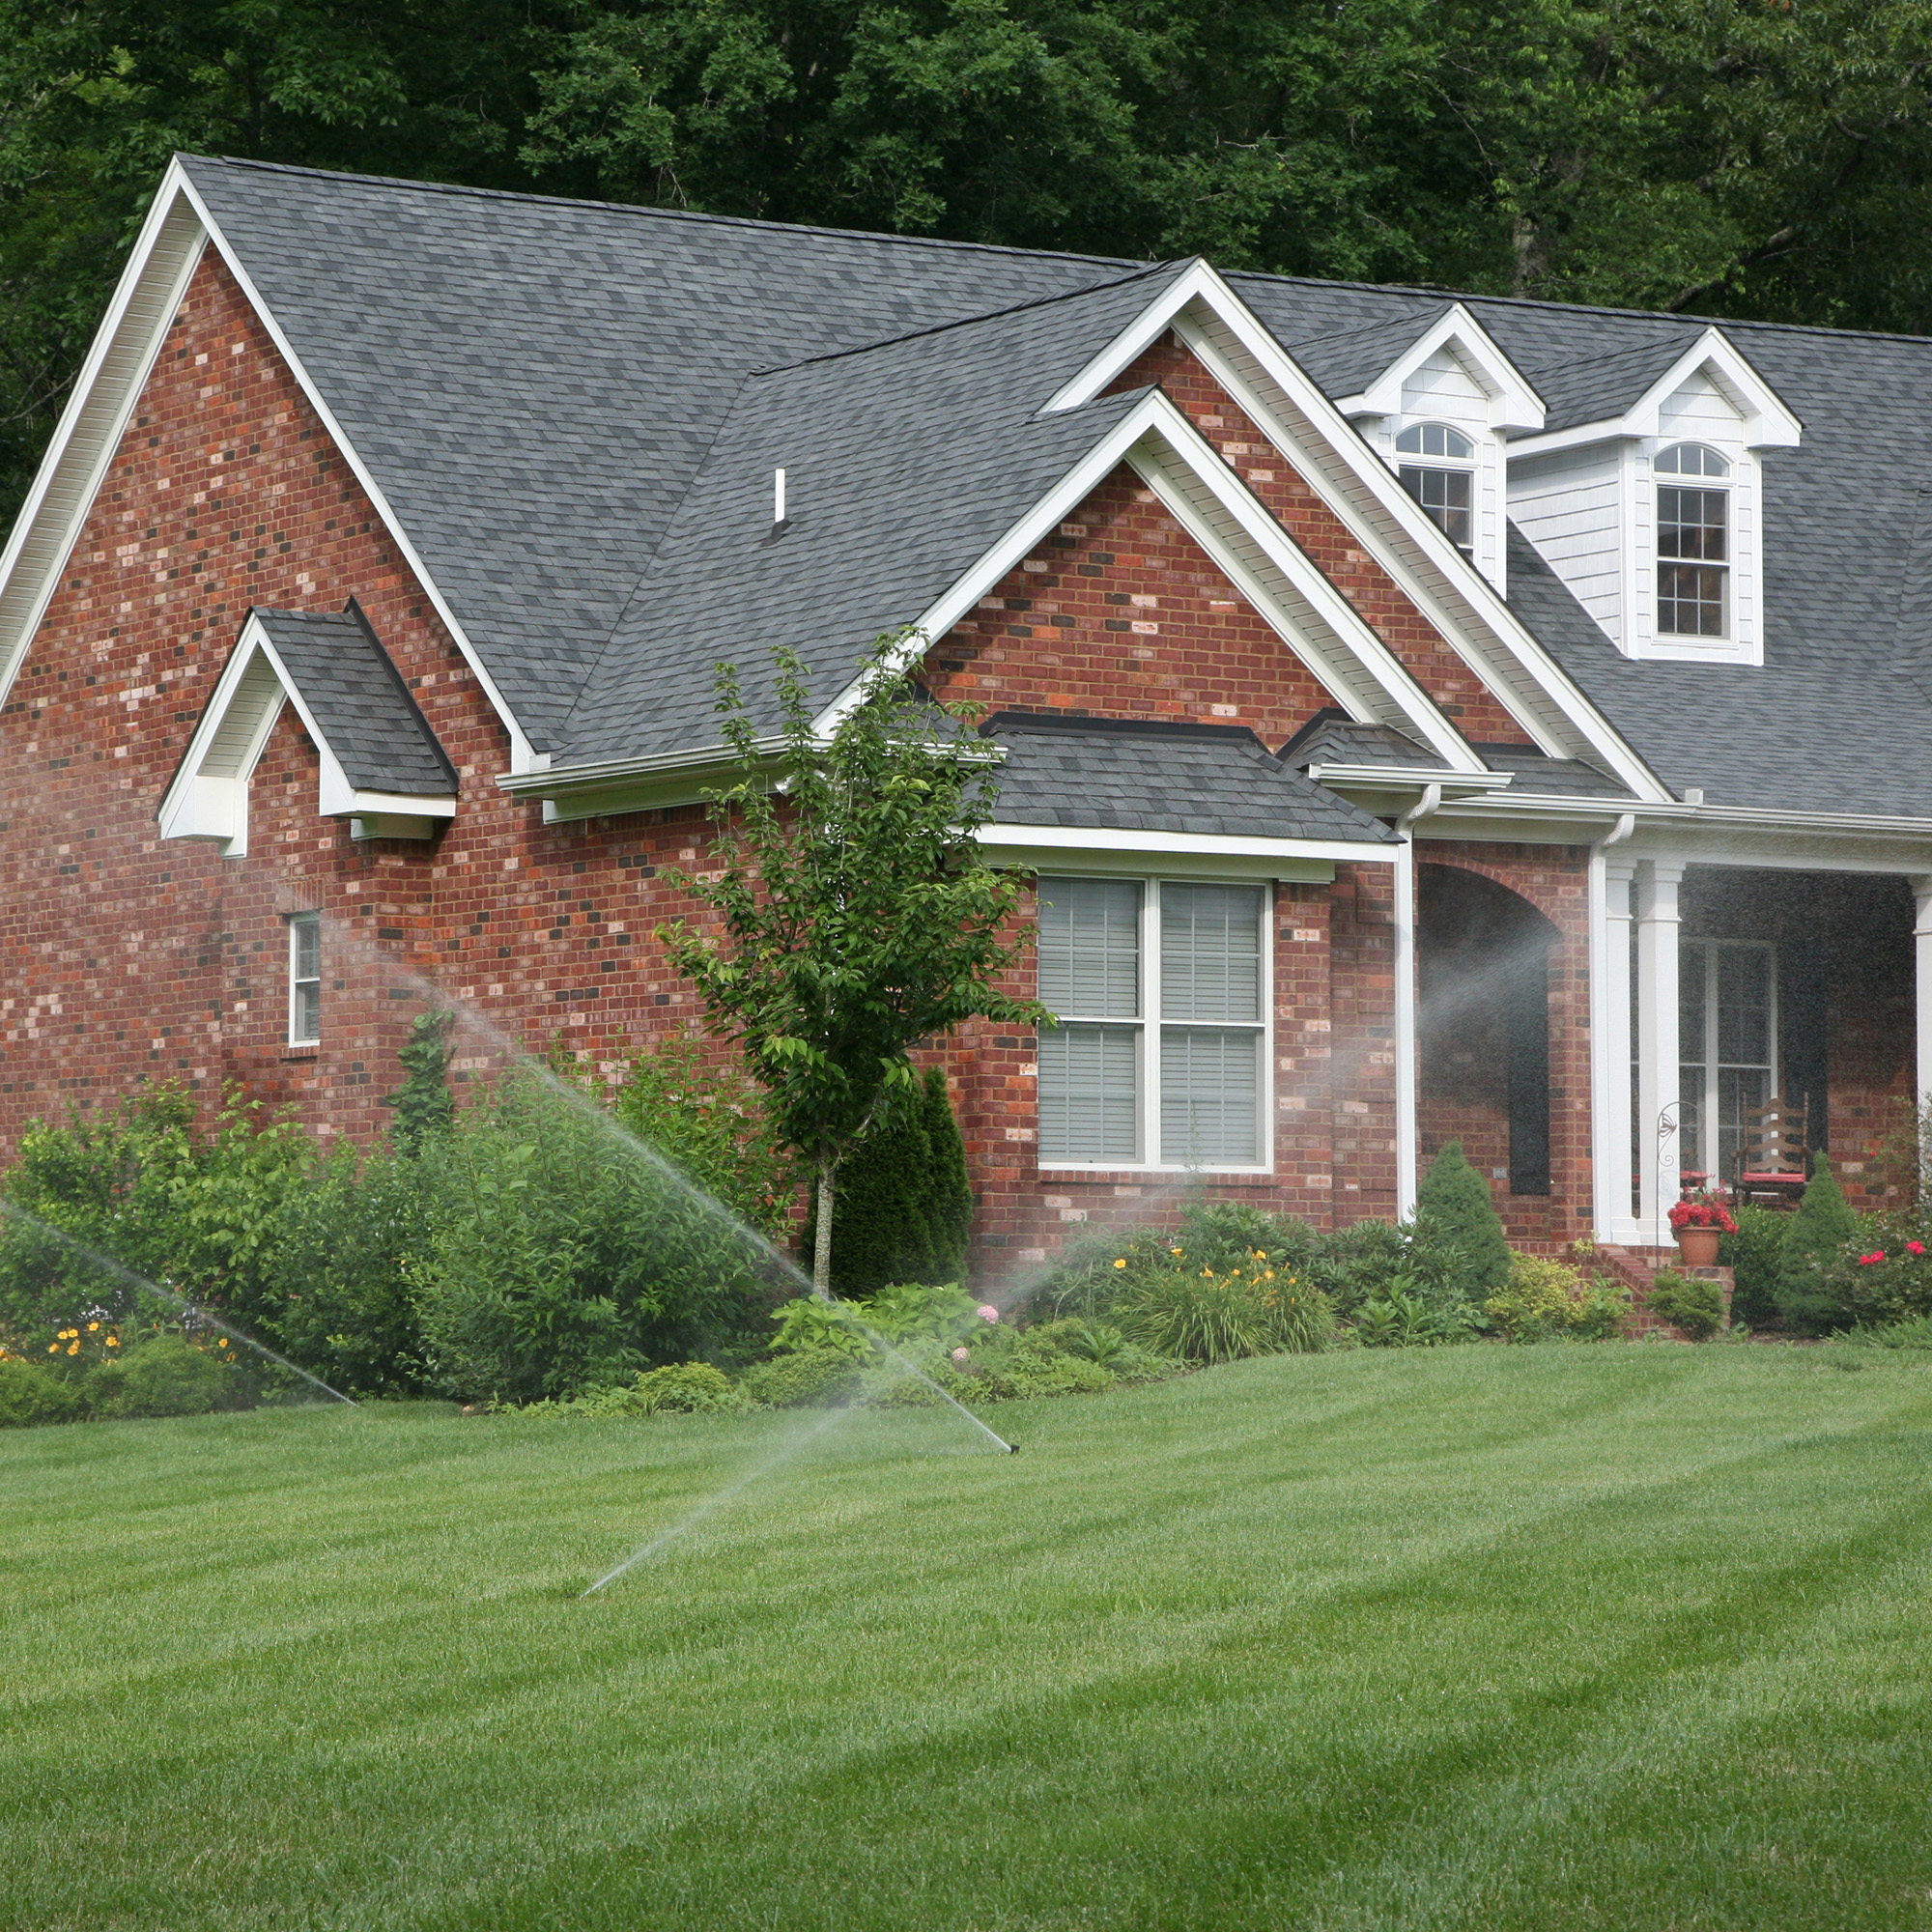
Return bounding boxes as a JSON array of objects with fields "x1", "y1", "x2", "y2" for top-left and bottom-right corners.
[
  {"x1": 1668, "y1": 1197, "x2": 1739, "y2": 1234},
  {"x1": 1909, "y1": 1241, "x2": 1926, "y2": 1258},
  {"x1": 1859, "y1": 1252, "x2": 1886, "y2": 1266}
]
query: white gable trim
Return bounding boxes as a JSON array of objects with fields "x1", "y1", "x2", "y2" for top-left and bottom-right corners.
[
  {"x1": 812, "y1": 387, "x2": 1487, "y2": 772},
  {"x1": 0, "y1": 161, "x2": 534, "y2": 767},
  {"x1": 1508, "y1": 327, "x2": 1804, "y2": 459},
  {"x1": 156, "y1": 611, "x2": 456, "y2": 856},
  {"x1": 0, "y1": 193, "x2": 207, "y2": 722},
  {"x1": 1024, "y1": 261, "x2": 1667, "y2": 798},
  {"x1": 1334, "y1": 303, "x2": 1546, "y2": 434}
]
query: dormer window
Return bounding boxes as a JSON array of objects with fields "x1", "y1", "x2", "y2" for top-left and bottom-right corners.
[
  {"x1": 1656, "y1": 441, "x2": 1731, "y2": 637},
  {"x1": 1395, "y1": 423, "x2": 1474, "y2": 554}
]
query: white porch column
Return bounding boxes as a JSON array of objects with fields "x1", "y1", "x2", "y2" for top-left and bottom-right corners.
[
  {"x1": 1912, "y1": 875, "x2": 1932, "y2": 1175},
  {"x1": 1634, "y1": 861, "x2": 1686, "y2": 1243},
  {"x1": 1592, "y1": 856, "x2": 1636, "y2": 1237}
]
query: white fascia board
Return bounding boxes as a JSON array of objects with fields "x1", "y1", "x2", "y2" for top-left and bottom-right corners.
[
  {"x1": 1161, "y1": 302, "x2": 1674, "y2": 803},
  {"x1": 165, "y1": 167, "x2": 537, "y2": 771},
  {"x1": 1038, "y1": 258, "x2": 1223, "y2": 414},
  {"x1": 1340, "y1": 304, "x2": 1546, "y2": 434},
  {"x1": 977, "y1": 821, "x2": 1397, "y2": 867},
  {"x1": 1506, "y1": 328, "x2": 1804, "y2": 459},
  {"x1": 0, "y1": 177, "x2": 209, "y2": 714},
  {"x1": 1309, "y1": 763, "x2": 1512, "y2": 794}
]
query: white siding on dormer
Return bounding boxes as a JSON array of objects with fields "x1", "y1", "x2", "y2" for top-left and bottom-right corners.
[
  {"x1": 1507, "y1": 443, "x2": 1626, "y2": 646},
  {"x1": 1369, "y1": 344, "x2": 1507, "y2": 595},
  {"x1": 1657, "y1": 368, "x2": 1737, "y2": 444}
]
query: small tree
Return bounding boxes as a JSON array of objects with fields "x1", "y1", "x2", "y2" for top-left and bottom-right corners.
[
  {"x1": 659, "y1": 637, "x2": 1042, "y2": 1293},
  {"x1": 384, "y1": 1009, "x2": 456, "y2": 1153},
  {"x1": 802, "y1": 1088, "x2": 932, "y2": 1295},
  {"x1": 1776, "y1": 1152, "x2": 1860, "y2": 1331},
  {"x1": 1415, "y1": 1140, "x2": 1512, "y2": 1302}
]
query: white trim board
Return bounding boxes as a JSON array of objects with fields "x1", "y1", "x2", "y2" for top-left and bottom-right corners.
[{"x1": 156, "y1": 611, "x2": 456, "y2": 855}]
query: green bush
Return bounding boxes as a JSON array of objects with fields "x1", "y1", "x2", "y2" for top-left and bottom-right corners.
[
  {"x1": 1645, "y1": 1269, "x2": 1725, "y2": 1342},
  {"x1": 1776, "y1": 1155, "x2": 1861, "y2": 1333},
  {"x1": 408, "y1": 1074, "x2": 787, "y2": 1405},
  {"x1": 1415, "y1": 1141, "x2": 1513, "y2": 1304},
  {"x1": 1719, "y1": 1204, "x2": 1789, "y2": 1328},
  {"x1": 0, "y1": 1357, "x2": 87, "y2": 1427},
  {"x1": 1485, "y1": 1254, "x2": 1630, "y2": 1342},
  {"x1": 1830, "y1": 1313, "x2": 1932, "y2": 1352},
  {"x1": 1813, "y1": 1222, "x2": 1932, "y2": 1329},
  {"x1": 800, "y1": 1066, "x2": 973, "y2": 1294},
  {"x1": 1352, "y1": 1288, "x2": 1477, "y2": 1348},
  {"x1": 88, "y1": 1335, "x2": 249, "y2": 1419},
  {"x1": 577, "y1": 1362, "x2": 750, "y2": 1415},
  {"x1": 738, "y1": 1351, "x2": 866, "y2": 1408}
]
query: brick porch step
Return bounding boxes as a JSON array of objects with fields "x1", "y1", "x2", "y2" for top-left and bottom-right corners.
[{"x1": 1591, "y1": 1243, "x2": 1734, "y2": 1339}]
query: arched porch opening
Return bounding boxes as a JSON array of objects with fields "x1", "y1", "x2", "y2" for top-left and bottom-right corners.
[{"x1": 1419, "y1": 863, "x2": 1561, "y2": 1196}]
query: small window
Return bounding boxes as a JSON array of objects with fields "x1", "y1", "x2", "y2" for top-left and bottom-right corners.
[
  {"x1": 288, "y1": 913, "x2": 321, "y2": 1046},
  {"x1": 1395, "y1": 422, "x2": 1474, "y2": 554},
  {"x1": 1656, "y1": 443, "x2": 1730, "y2": 637}
]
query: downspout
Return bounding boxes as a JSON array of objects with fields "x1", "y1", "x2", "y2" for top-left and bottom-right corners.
[
  {"x1": 1587, "y1": 812, "x2": 1637, "y2": 1239},
  {"x1": 1392, "y1": 782, "x2": 1441, "y2": 1218}
]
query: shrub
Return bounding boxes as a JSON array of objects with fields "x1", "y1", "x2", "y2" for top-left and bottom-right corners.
[
  {"x1": 408, "y1": 1073, "x2": 786, "y2": 1405},
  {"x1": 580, "y1": 1362, "x2": 750, "y2": 1415},
  {"x1": 1816, "y1": 1223, "x2": 1932, "y2": 1329},
  {"x1": 1115, "y1": 1266, "x2": 1331, "y2": 1363},
  {"x1": 799, "y1": 1066, "x2": 974, "y2": 1294},
  {"x1": 1486, "y1": 1254, "x2": 1630, "y2": 1342},
  {"x1": 89, "y1": 1335, "x2": 249, "y2": 1419},
  {"x1": 0, "y1": 1358, "x2": 87, "y2": 1427},
  {"x1": 1831, "y1": 1313, "x2": 1932, "y2": 1352},
  {"x1": 1646, "y1": 1269, "x2": 1725, "y2": 1341},
  {"x1": 1415, "y1": 1141, "x2": 1513, "y2": 1304},
  {"x1": 383, "y1": 1009, "x2": 456, "y2": 1152},
  {"x1": 1776, "y1": 1155, "x2": 1861, "y2": 1333},
  {"x1": 1719, "y1": 1204, "x2": 1788, "y2": 1328},
  {"x1": 738, "y1": 1351, "x2": 866, "y2": 1408},
  {"x1": 1352, "y1": 1288, "x2": 1477, "y2": 1348}
]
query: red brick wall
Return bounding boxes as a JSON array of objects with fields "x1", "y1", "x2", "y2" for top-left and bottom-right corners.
[{"x1": 1103, "y1": 333, "x2": 1534, "y2": 746}]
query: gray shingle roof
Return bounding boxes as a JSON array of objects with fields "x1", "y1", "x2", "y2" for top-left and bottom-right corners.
[
  {"x1": 554, "y1": 270, "x2": 1183, "y2": 764},
  {"x1": 182, "y1": 156, "x2": 1138, "y2": 753},
  {"x1": 1280, "y1": 713, "x2": 1453, "y2": 771},
  {"x1": 252, "y1": 604, "x2": 455, "y2": 796},
  {"x1": 982, "y1": 713, "x2": 1399, "y2": 842},
  {"x1": 178, "y1": 157, "x2": 1932, "y2": 823},
  {"x1": 1468, "y1": 742, "x2": 1634, "y2": 799}
]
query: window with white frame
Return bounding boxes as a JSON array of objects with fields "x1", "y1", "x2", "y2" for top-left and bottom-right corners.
[
  {"x1": 288, "y1": 912, "x2": 321, "y2": 1046},
  {"x1": 1656, "y1": 441, "x2": 1731, "y2": 637},
  {"x1": 1678, "y1": 939, "x2": 1775, "y2": 1180},
  {"x1": 1036, "y1": 877, "x2": 1267, "y2": 1168},
  {"x1": 1395, "y1": 422, "x2": 1475, "y2": 554}
]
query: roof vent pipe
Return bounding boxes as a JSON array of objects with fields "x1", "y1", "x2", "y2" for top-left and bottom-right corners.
[{"x1": 767, "y1": 467, "x2": 792, "y2": 544}]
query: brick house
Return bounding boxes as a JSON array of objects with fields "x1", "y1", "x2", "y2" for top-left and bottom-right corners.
[{"x1": 1, "y1": 155, "x2": 1928, "y2": 1276}]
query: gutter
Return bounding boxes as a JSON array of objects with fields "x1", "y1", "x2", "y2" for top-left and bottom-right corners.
[{"x1": 1392, "y1": 781, "x2": 1441, "y2": 1219}]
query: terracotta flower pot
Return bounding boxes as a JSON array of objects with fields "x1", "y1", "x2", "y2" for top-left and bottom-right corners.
[{"x1": 1676, "y1": 1227, "x2": 1722, "y2": 1267}]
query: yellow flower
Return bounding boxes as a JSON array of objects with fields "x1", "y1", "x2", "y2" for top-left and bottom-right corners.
[
  {"x1": 67, "y1": 1342, "x2": 78, "y2": 1355},
  {"x1": 1202, "y1": 1267, "x2": 1214, "y2": 1278},
  {"x1": 1264, "y1": 1270, "x2": 1275, "y2": 1281},
  {"x1": 47, "y1": 1343, "x2": 57, "y2": 1353},
  {"x1": 1230, "y1": 1269, "x2": 1241, "y2": 1278},
  {"x1": 87, "y1": 1321, "x2": 99, "y2": 1332},
  {"x1": 105, "y1": 1336, "x2": 119, "y2": 1348},
  {"x1": 1113, "y1": 1259, "x2": 1127, "y2": 1269}
]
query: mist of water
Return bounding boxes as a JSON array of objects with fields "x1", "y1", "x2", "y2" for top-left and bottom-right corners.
[{"x1": 0, "y1": 1197, "x2": 356, "y2": 1406}]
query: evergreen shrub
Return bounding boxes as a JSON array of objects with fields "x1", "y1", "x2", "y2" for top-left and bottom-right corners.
[
  {"x1": 0, "y1": 1358, "x2": 86, "y2": 1427},
  {"x1": 1485, "y1": 1254, "x2": 1629, "y2": 1342},
  {"x1": 1776, "y1": 1155, "x2": 1861, "y2": 1332},
  {"x1": 1415, "y1": 1141, "x2": 1513, "y2": 1302},
  {"x1": 1646, "y1": 1270, "x2": 1725, "y2": 1341},
  {"x1": 1719, "y1": 1204, "x2": 1789, "y2": 1328},
  {"x1": 89, "y1": 1335, "x2": 249, "y2": 1418}
]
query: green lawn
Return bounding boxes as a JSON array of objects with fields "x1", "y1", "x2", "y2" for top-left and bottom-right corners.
[{"x1": 7, "y1": 1347, "x2": 1932, "y2": 1930}]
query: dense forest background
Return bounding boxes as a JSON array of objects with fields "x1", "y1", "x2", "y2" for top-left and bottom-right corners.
[{"x1": 1, "y1": 0, "x2": 1930, "y2": 521}]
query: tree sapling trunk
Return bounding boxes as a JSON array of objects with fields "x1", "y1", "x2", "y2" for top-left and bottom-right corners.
[{"x1": 813, "y1": 1158, "x2": 836, "y2": 1299}]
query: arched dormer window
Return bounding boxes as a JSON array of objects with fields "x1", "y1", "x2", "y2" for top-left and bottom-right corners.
[
  {"x1": 1655, "y1": 441, "x2": 1731, "y2": 637},
  {"x1": 1395, "y1": 422, "x2": 1475, "y2": 554}
]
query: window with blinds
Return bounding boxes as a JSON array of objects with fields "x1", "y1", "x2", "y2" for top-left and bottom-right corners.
[{"x1": 1037, "y1": 877, "x2": 1266, "y2": 1168}]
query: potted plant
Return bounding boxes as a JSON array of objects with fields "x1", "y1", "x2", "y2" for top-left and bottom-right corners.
[{"x1": 1668, "y1": 1187, "x2": 1738, "y2": 1267}]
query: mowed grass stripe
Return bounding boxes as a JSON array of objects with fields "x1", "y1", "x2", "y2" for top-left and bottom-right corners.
[{"x1": 4, "y1": 1348, "x2": 1931, "y2": 1929}]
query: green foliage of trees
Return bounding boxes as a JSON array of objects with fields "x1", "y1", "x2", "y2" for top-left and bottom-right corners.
[
  {"x1": 6, "y1": 0, "x2": 1932, "y2": 526},
  {"x1": 1415, "y1": 1141, "x2": 1513, "y2": 1304},
  {"x1": 384, "y1": 1010, "x2": 456, "y2": 1153},
  {"x1": 660, "y1": 639, "x2": 1038, "y2": 1292},
  {"x1": 1776, "y1": 1153, "x2": 1861, "y2": 1332}
]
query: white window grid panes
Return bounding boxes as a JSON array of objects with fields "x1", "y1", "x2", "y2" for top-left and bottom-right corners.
[
  {"x1": 1037, "y1": 876, "x2": 1269, "y2": 1171},
  {"x1": 1656, "y1": 441, "x2": 1731, "y2": 638},
  {"x1": 288, "y1": 912, "x2": 321, "y2": 1046},
  {"x1": 1677, "y1": 939, "x2": 1775, "y2": 1180}
]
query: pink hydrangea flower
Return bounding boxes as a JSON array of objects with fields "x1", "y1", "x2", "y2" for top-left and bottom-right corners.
[
  {"x1": 977, "y1": 1304, "x2": 1000, "y2": 1323},
  {"x1": 951, "y1": 1347, "x2": 969, "y2": 1364}
]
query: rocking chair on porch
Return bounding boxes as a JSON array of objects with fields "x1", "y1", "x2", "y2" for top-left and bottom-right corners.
[{"x1": 1734, "y1": 1098, "x2": 1811, "y2": 1206}]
